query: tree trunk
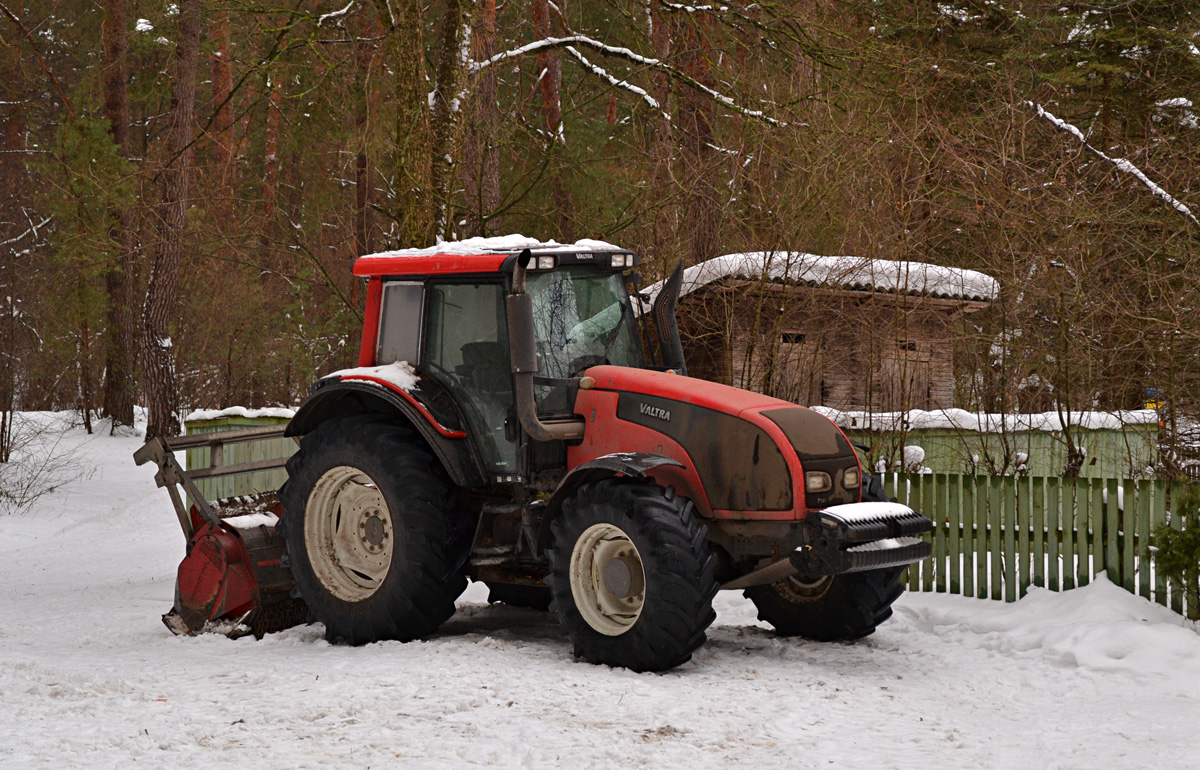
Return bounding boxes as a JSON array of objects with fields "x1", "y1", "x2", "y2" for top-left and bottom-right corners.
[
  {"x1": 210, "y1": 5, "x2": 235, "y2": 218},
  {"x1": 100, "y1": 0, "x2": 137, "y2": 429},
  {"x1": 142, "y1": 0, "x2": 201, "y2": 440},
  {"x1": 531, "y1": 0, "x2": 573, "y2": 239},
  {"x1": 353, "y1": 27, "x2": 377, "y2": 274},
  {"x1": 460, "y1": 0, "x2": 499, "y2": 237},
  {"x1": 263, "y1": 71, "x2": 282, "y2": 220},
  {"x1": 0, "y1": 0, "x2": 27, "y2": 461},
  {"x1": 429, "y1": 0, "x2": 470, "y2": 240},
  {"x1": 673, "y1": 16, "x2": 720, "y2": 266},
  {"x1": 647, "y1": 5, "x2": 674, "y2": 259},
  {"x1": 258, "y1": 68, "x2": 283, "y2": 271},
  {"x1": 372, "y1": 0, "x2": 433, "y2": 247}
]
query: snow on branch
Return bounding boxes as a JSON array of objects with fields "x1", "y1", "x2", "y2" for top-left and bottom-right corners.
[
  {"x1": 563, "y1": 45, "x2": 666, "y2": 119},
  {"x1": 473, "y1": 35, "x2": 781, "y2": 125},
  {"x1": 317, "y1": 0, "x2": 354, "y2": 27},
  {"x1": 660, "y1": 2, "x2": 730, "y2": 11},
  {"x1": 0, "y1": 216, "x2": 52, "y2": 248},
  {"x1": 1028, "y1": 101, "x2": 1198, "y2": 227}
]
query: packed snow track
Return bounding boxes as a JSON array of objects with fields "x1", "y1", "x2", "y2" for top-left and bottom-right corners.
[{"x1": 1, "y1": 415, "x2": 1196, "y2": 768}]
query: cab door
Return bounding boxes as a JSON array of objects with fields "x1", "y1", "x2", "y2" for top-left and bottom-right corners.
[{"x1": 422, "y1": 281, "x2": 519, "y2": 478}]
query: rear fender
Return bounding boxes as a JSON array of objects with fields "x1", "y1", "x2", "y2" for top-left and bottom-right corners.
[
  {"x1": 536, "y1": 452, "x2": 684, "y2": 553},
  {"x1": 286, "y1": 379, "x2": 485, "y2": 488}
]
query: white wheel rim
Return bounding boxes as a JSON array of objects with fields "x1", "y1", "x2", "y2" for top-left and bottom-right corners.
[
  {"x1": 305, "y1": 465, "x2": 393, "y2": 602},
  {"x1": 569, "y1": 523, "x2": 646, "y2": 636},
  {"x1": 776, "y1": 574, "x2": 834, "y2": 602}
]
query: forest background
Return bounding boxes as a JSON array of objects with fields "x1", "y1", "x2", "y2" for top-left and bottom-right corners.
[{"x1": 1, "y1": 0, "x2": 1198, "y2": 473}]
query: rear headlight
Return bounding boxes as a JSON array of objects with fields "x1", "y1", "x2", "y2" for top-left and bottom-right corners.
[
  {"x1": 536, "y1": 256, "x2": 556, "y2": 270},
  {"x1": 805, "y1": 471, "x2": 832, "y2": 493},
  {"x1": 843, "y1": 468, "x2": 860, "y2": 489}
]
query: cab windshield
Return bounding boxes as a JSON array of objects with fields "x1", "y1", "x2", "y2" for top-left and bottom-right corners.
[{"x1": 527, "y1": 266, "x2": 642, "y2": 413}]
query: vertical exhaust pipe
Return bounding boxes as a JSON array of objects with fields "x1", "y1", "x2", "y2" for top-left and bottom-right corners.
[{"x1": 507, "y1": 249, "x2": 585, "y2": 442}]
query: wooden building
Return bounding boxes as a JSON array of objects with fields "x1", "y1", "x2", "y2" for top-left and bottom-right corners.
[{"x1": 648, "y1": 252, "x2": 997, "y2": 412}]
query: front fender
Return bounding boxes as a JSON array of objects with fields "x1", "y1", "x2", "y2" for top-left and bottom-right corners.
[{"x1": 535, "y1": 452, "x2": 684, "y2": 554}]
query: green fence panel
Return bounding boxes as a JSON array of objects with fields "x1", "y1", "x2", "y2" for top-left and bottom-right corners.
[
  {"x1": 1031, "y1": 477, "x2": 1045, "y2": 590},
  {"x1": 1105, "y1": 478, "x2": 1120, "y2": 585},
  {"x1": 977, "y1": 475, "x2": 989, "y2": 599},
  {"x1": 1136, "y1": 482, "x2": 1151, "y2": 600},
  {"x1": 1172, "y1": 481, "x2": 1185, "y2": 614},
  {"x1": 888, "y1": 472, "x2": 1193, "y2": 619},
  {"x1": 962, "y1": 475, "x2": 975, "y2": 598},
  {"x1": 1084, "y1": 479, "x2": 1094, "y2": 587},
  {"x1": 1017, "y1": 476, "x2": 1031, "y2": 598},
  {"x1": 948, "y1": 474, "x2": 961, "y2": 595},
  {"x1": 923, "y1": 475, "x2": 936, "y2": 593},
  {"x1": 1051, "y1": 477, "x2": 1060, "y2": 590},
  {"x1": 1122, "y1": 479, "x2": 1136, "y2": 595},
  {"x1": 1061, "y1": 478, "x2": 1075, "y2": 591},
  {"x1": 1155, "y1": 482, "x2": 1169, "y2": 608},
  {"x1": 184, "y1": 413, "x2": 295, "y2": 503}
]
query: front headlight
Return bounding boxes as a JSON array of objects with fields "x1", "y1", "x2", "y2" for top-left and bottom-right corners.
[
  {"x1": 805, "y1": 471, "x2": 832, "y2": 493},
  {"x1": 843, "y1": 468, "x2": 860, "y2": 489}
]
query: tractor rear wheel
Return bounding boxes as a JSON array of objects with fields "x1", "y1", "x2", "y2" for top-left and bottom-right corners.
[
  {"x1": 278, "y1": 415, "x2": 468, "y2": 645},
  {"x1": 547, "y1": 479, "x2": 717, "y2": 672},
  {"x1": 744, "y1": 566, "x2": 905, "y2": 642}
]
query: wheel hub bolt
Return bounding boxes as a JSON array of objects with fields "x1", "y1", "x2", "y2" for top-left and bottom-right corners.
[
  {"x1": 363, "y1": 514, "x2": 386, "y2": 547},
  {"x1": 602, "y1": 556, "x2": 642, "y2": 599}
]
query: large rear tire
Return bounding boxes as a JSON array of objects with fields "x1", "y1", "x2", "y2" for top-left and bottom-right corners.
[
  {"x1": 546, "y1": 479, "x2": 717, "y2": 672},
  {"x1": 278, "y1": 415, "x2": 468, "y2": 645},
  {"x1": 744, "y1": 567, "x2": 905, "y2": 641}
]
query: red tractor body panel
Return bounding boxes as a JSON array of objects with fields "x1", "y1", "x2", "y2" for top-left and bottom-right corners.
[
  {"x1": 353, "y1": 252, "x2": 509, "y2": 278},
  {"x1": 358, "y1": 277, "x2": 384, "y2": 366},
  {"x1": 572, "y1": 366, "x2": 861, "y2": 521}
]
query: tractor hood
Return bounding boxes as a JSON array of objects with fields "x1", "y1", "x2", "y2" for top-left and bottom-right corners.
[
  {"x1": 581, "y1": 365, "x2": 793, "y2": 419},
  {"x1": 580, "y1": 366, "x2": 863, "y2": 512}
]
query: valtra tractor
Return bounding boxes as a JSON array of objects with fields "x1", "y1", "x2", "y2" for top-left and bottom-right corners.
[{"x1": 136, "y1": 238, "x2": 932, "y2": 672}]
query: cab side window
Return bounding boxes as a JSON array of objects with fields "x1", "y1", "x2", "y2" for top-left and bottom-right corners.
[{"x1": 424, "y1": 282, "x2": 517, "y2": 475}]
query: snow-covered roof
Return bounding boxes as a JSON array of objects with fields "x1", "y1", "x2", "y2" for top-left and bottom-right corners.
[
  {"x1": 643, "y1": 252, "x2": 999, "y2": 305},
  {"x1": 362, "y1": 234, "x2": 623, "y2": 259},
  {"x1": 811, "y1": 406, "x2": 1159, "y2": 433}
]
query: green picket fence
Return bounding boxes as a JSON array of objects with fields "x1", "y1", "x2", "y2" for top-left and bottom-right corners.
[{"x1": 883, "y1": 473, "x2": 1199, "y2": 619}]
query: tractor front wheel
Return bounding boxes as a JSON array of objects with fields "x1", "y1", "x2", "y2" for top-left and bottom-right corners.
[
  {"x1": 278, "y1": 415, "x2": 468, "y2": 645},
  {"x1": 547, "y1": 479, "x2": 717, "y2": 672},
  {"x1": 745, "y1": 567, "x2": 905, "y2": 642}
]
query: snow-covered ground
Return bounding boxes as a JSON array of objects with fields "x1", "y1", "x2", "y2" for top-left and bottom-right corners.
[{"x1": 1, "y1": 415, "x2": 1197, "y2": 769}]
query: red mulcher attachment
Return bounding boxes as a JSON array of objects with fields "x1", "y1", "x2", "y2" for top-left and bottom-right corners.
[{"x1": 134, "y1": 429, "x2": 307, "y2": 639}]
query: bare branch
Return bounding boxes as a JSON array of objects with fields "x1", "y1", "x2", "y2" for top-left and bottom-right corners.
[
  {"x1": 473, "y1": 34, "x2": 783, "y2": 125},
  {"x1": 1028, "y1": 101, "x2": 1199, "y2": 227}
]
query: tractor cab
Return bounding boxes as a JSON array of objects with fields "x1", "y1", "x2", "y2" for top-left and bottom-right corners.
[{"x1": 347, "y1": 242, "x2": 657, "y2": 484}]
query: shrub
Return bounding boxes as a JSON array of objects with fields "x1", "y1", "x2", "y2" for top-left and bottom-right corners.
[{"x1": 1150, "y1": 486, "x2": 1200, "y2": 614}]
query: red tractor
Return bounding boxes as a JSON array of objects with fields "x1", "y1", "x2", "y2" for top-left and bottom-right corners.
[{"x1": 139, "y1": 239, "x2": 931, "y2": 672}]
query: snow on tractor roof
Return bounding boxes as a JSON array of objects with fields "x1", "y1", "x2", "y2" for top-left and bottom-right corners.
[
  {"x1": 642, "y1": 252, "x2": 1000, "y2": 304},
  {"x1": 353, "y1": 235, "x2": 626, "y2": 277}
]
